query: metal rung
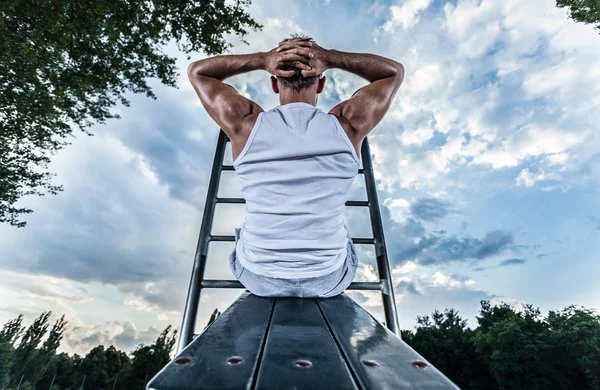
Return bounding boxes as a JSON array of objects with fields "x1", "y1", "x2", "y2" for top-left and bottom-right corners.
[
  {"x1": 224, "y1": 164, "x2": 360, "y2": 174},
  {"x1": 348, "y1": 281, "x2": 382, "y2": 290},
  {"x1": 346, "y1": 200, "x2": 369, "y2": 207},
  {"x1": 202, "y1": 280, "x2": 245, "y2": 288},
  {"x1": 210, "y1": 235, "x2": 235, "y2": 242},
  {"x1": 352, "y1": 238, "x2": 375, "y2": 244},
  {"x1": 216, "y1": 198, "x2": 369, "y2": 207},
  {"x1": 211, "y1": 235, "x2": 373, "y2": 244},
  {"x1": 201, "y1": 279, "x2": 381, "y2": 291},
  {"x1": 216, "y1": 197, "x2": 245, "y2": 204}
]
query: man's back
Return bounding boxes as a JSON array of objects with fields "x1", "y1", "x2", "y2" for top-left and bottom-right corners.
[
  {"x1": 187, "y1": 34, "x2": 403, "y2": 294},
  {"x1": 233, "y1": 102, "x2": 360, "y2": 279}
]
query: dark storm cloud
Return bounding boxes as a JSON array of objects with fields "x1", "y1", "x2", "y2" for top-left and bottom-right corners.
[
  {"x1": 410, "y1": 197, "x2": 455, "y2": 221},
  {"x1": 499, "y1": 258, "x2": 526, "y2": 267},
  {"x1": 110, "y1": 91, "x2": 216, "y2": 207},
  {"x1": 377, "y1": 199, "x2": 515, "y2": 267},
  {"x1": 395, "y1": 280, "x2": 422, "y2": 295},
  {"x1": 401, "y1": 218, "x2": 426, "y2": 237},
  {"x1": 0, "y1": 89, "x2": 208, "y2": 301},
  {"x1": 470, "y1": 230, "x2": 513, "y2": 259},
  {"x1": 119, "y1": 280, "x2": 187, "y2": 312}
]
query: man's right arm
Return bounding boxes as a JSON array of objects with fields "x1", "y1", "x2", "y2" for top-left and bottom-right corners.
[{"x1": 326, "y1": 49, "x2": 404, "y2": 143}]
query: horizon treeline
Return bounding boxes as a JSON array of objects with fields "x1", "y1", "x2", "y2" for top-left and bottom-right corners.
[
  {"x1": 0, "y1": 302, "x2": 599, "y2": 389},
  {"x1": 0, "y1": 309, "x2": 221, "y2": 390}
]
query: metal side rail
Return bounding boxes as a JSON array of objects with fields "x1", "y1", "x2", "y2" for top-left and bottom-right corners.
[{"x1": 175, "y1": 130, "x2": 401, "y2": 357}]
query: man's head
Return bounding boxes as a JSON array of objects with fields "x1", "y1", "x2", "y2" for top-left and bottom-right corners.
[{"x1": 271, "y1": 33, "x2": 326, "y2": 105}]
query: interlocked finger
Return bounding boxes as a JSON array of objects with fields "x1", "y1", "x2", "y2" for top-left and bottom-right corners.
[
  {"x1": 276, "y1": 40, "x2": 313, "y2": 52},
  {"x1": 278, "y1": 53, "x2": 311, "y2": 69},
  {"x1": 277, "y1": 47, "x2": 313, "y2": 58}
]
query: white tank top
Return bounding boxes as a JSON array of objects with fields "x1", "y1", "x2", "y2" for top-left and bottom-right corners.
[{"x1": 233, "y1": 102, "x2": 361, "y2": 279}]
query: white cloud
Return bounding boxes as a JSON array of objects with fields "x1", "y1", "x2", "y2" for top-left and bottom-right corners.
[
  {"x1": 381, "y1": 0, "x2": 433, "y2": 31},
  {"x1": 473, "y1": 126, "x2": 586, "y2": 169},
  {"x1": 442, "y1": 0, "x2": 504, "y2": 58},
  {"x1": 516, "y1": 168, "x2": 558, "y2": 188},
  {"x1": 366, "y1": 0, "x2": 599, "y2": 193},
  {"x1": 546, "y1": 152, "x2": 570, "y2": 166},
  {"x1": 400, "y1": 125, "x2": 434, "y2": 146},
  {"x1": 383, "y1": 197, "x2": 410, "y2": 223},
  {"x1": 432, "y1": 271, "x2": 475, "y2": 288}
]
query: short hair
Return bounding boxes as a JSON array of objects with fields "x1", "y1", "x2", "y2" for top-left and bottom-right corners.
[{"x1": 277, "y1": 33, "x2": 323, "y2": 94}]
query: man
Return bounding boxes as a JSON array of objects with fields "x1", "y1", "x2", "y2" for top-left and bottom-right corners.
[{"x1": 188, "y1": 34, "x2": 404, "y2": 298}]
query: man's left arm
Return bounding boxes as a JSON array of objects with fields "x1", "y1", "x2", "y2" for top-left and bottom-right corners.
[{"x1": 187, "y1": 46, "x2": 313, "y2": 139}]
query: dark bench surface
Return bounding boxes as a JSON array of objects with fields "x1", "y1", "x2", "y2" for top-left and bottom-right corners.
[{"x1": 148, "y1": 292, "x2": 458, "y2": 390}]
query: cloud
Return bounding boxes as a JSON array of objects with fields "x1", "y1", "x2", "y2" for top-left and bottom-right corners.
[
  {"x1": 65, "y1": 321, "x2": 162, "y2": 355},
  {"x1": 499, "y1": 258, "x2": 526, "y2": 267},
  {"x1": 378, "y1": 199, "x2": 514, "y2": 267},
  {"x1": 516, "y1": 168, "x2": 558, "y2": 188},
  {"x1": 395, "y1": 280, "x2": 422, "y2": 295},
  {"x1": 378, "y1": 0, "x2": 433, "y2": 32},
  {"x1": 432, "y1": 271, "x2": 475, "y2": 288},
  {"x1": 365, "y1": 0, "x2": 598, "y2": 193},
  {"x1": 410, "y1": 197, "x2": 455, "y2": 221}
]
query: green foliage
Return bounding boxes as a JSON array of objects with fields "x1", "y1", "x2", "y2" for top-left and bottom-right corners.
[
  {"x1": 404, "y1": 300, "x2": 600, "y2": 390},
  {"x1": 119, "y1": 325, "x2": 177, "y2": 389},
  {"x1": 556, "y1": 0, "x2": 600, "y2": 31},
  {"x1": 403, "y1": 309, "x2": 494, "y2": 389},
  {"x1": 9, "y1": 312, "x2": 51, "y2": 387},
  {"x1": 0, "y1": 0, "x2": 262, "y2": 227}
]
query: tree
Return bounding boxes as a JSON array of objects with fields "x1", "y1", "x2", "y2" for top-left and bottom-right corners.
[
  {"x1": 546, "y1": 305, "x2": 600, "y2": 389},
  {"x1": 9, "y1": 312, "x2": 51, "y2": 387},
  {"x1": 0, "y1": 314, "x2": 25, "y2": 344},
  {"x1": 0, "y1": 0, "x2": 263, "y2": 227},
  {"x1": 473, "y1": 304, "x2": 555, "y2": 389},
  {"x1": 556, "y1": 0, "x2": 600, "y2": 31},
  {"x1": 33, "y1": 315, "x2": 68, "y2": 389},
  {"x1": 0, "y1": 314, "x2": 24, "y2": 388},
  {"x1": 121, "y1": 325, "x2": 177, "y2": 388},
  {"x1": 403, "y1": 309, "x2": 495, "y2": 390}
]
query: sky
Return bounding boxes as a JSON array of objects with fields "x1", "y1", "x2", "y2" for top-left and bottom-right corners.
[{"x1": 1, "y1": 0, "x2": 599, "y2": 356}]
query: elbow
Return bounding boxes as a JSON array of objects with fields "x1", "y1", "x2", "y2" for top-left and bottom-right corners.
[
  {"x1": 394, "y1": 63, "x2": 404, "y2": 77},
  {"x1": 187, "y1": 61, "x2": 204, "y2": 78},
  {"x1": 393, "y1": 63, "x2": 405, "y2": 83}
]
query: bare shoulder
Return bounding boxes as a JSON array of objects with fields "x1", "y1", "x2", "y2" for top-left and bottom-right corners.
[
  {"x1": 329, "y1": 111, "x2": 362, "y2": 158},
  {"x1": 231, "y1": 105, "x2": 264, "y2": 162}
]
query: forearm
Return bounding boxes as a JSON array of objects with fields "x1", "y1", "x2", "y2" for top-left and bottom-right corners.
[
  {"x1": 188, "y1": 52, "x2": 266, "y2": 81},
  {"x1": 325, "y1": 50, "x2": 403, "y2": 83}
]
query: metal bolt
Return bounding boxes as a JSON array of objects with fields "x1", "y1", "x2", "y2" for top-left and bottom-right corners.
[
  {"x1": 362, "y1": 359, "x2": 380, "y2": 368},
  {"x1": 295, "y1": 359, "x2": 313, "y2": 368},
  {"x1": 174, "y1": 357, "x2": 192, "y2": 366},
  {"x1": 411, "y1": 360, "x2": 429, "y2": 369},
  {"x1": 227, "y1": 356, "x2": 244, "y2": 365}
]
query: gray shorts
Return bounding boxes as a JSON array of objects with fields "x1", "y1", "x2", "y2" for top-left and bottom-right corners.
[{"x1": 229, "y1": 228, "x2": 359, "y2": 298}]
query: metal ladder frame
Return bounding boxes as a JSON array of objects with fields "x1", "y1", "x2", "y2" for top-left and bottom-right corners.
[{"x1": 176, "y1": 129, "x2": 399, "y2": 355}]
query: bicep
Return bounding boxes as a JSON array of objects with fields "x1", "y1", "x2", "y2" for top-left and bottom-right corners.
[
  {"x1": 188, "y1": 72, "x2": 263, "y2": 136},
  {"x1": 329, "y1": 71, "x2": 404, "y2": 139}
]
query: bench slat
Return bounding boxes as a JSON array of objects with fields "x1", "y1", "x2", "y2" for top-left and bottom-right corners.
[
  {"x1": 255, "y1": 298, "x2": 358, "y2": 390},
  {"x1": 317, "y1": 294, "x2": 459, "y2": 390},
  {"x1": 148, "y1": 292, "x2": 274, "y2": 390}
]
